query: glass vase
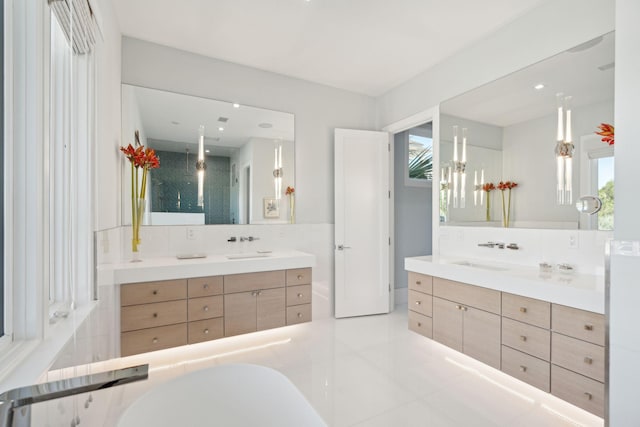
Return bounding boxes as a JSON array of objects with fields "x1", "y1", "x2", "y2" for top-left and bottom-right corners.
[{"x1": 289, "y1": 194, "x2": 295, "y2": 224}]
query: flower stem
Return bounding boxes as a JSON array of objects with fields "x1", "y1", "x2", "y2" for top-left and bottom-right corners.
[
  {"x1": 131, "y1": 163, "x2": 138, "y2": 251},
  {"x1": 486, "y1": 193, "x2": 491, "y2": 221},
  {"x1": 507, "y1": 189, "x2": 512, "y2": 228},
  {"x1": 501, "y1": 191, "x2": 507, "y2": 228}
]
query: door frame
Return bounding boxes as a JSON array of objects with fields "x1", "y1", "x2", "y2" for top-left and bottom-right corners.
[{"x1": 382, "y1": 105, "x2": 440, "y2": 308}]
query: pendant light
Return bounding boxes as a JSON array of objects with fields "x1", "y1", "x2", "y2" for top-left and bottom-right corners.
[
  {"x1": 451, "y1": 125, "x2": 467, "y2": 208},
  {"x1": 196, "y1": 125, "x2": 207, "y2": 207},
  {"x1": 273, "y1": 140, "x2": 283, "y2": 200},
  {"x1": 555, "y1": 94, "x2": 574, "y2": 205}
]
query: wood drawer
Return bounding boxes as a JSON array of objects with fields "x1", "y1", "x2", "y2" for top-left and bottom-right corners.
[
  {"x1": 286, "y1": 304, "x2": 311, "y2": 325},
  {"x1": 408, "y1": 310, "x2": 432, "y2": 339},
  {"x1": 551, "y1": 365, "x2": 604, "y2": 418},
  {"x1": 121, "y1": 323, "x2": 187, "y2": 356},
  {"x1": 188, "y1": 318, "x2": 224, "y2": 344},
  {"x1": 187, "y1": 276, "x2": 223, "y2": 298},
  {"x1": 502, "y1": 318, "x2": 550, "y2": 361},
  {"x1": 552, "y1": 333, "x2": 605, "y2": 382},
  {"x1": 286, "y1": 284, "x2": 312, "y2": 306},
  {"x1": 121, "y1": 300, "x2": 187, "y2": 332},
  {"x1": 188, "y1": 295, "x2": 223, "y2": 321},
  {"x1": 552, "y1": 304, "x2": 604, "y2": 346},
  {"x1": 224, "y1": 270, "x2": 285, "y2": 293},
  {"x1": 408, "y1": 290, "x2": 432, "y2": 317},
  {"x1": 433, "y1": 277, "x2": 501, "y2": 314},
  {"x1": 501, "y1": 345, "x2": 550, "y2": 392},
  {"x1": 408, "y1": 272, "x2": 432, "y2": 295},
  {"x1": 286, "y1": 268, "x2": 312, "y2": 286},
  {"x1": 121, "y1": 279, "x2": 187, "y2": 306},
  {"x1": 502, "y1": 293, "x2": 550, "y2": 329}
]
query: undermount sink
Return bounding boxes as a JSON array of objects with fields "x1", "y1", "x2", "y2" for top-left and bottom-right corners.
[
  {"x1": 450, "y1": 260, "x2": 509, "y2": 272},
  {"x1": 225, "y1": 253, "x2": 271, "y2": 260}
]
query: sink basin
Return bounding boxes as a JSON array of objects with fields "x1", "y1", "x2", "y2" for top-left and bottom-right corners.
[
  {"x1": 450, "y1": 260, "x2": 509, "y2": 272},
  {"x1": 225, "y1": 253, "x2": 271, "y2": 260}
]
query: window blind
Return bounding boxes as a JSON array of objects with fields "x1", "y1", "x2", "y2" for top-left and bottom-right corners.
[{"x1": 48, "y1": 0, "x2": 97, "y2": 54}]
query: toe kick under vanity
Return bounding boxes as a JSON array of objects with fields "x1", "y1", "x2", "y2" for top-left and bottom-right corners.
[
  {"x1": 405, "y1": 256, "x2": 605, "y2": 418},
  {"x1": 98, "y1": 251, "x2": 314, "y2": 358}
]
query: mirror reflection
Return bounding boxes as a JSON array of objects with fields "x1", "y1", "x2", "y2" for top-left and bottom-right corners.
[
  {"x1": 121, "y1": 85, "x2": 295, "y2": 225},
  {"x1": 439, "y1": 32, "x2": 614, "y2": 229}
]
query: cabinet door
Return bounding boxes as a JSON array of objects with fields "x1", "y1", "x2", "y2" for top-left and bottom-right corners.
[
  {"x1": 433, "y1": 297, "x2": 463, "y2": 352},
  {"x1": 464, "y1": 307, "x2": 501, "y2": 369},
  {"x1": 224, "y1": 292, "x2": 257, "y2": 337},
  {"x1": 257, "y1": 288, "x2": 286, "y2": 331}
]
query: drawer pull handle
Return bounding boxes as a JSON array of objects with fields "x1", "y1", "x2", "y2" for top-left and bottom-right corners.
[
  {"x1": 519, "y1": 335, "x2": 527, "y2": 342},
  {"x1": 519, "y1": 307, "x2": 527, "y2": 313},
  {"x1": 584, "y1": 357, "x2": 593, "y2": 365},
  {"x1": 203, "y1": 284, "x2": 209, "y2": 289},
  {"x1": 297, "y1": 313, "x2": 303, "y2": 318},
  {"x1": 152, "y1": 290, "x2": 158, "y2": 295},
  {"x1": 297, "y1": 275, "x2": 303, "y2": 280},
  {"x1": 203, "y1": 306, "x2": 209, "y2": 312},
  {"x1": 204, "y1": 328, "x2": 209, "y2": 335},
  {"x1": 461, "y1": 306, "x2": 467, "y2": 311},
  {"x1": 257, "y1": 291, "x2": 262, "y2": 296},
  {"x1": 416, "y1": 281, "x2": 422, "y2": 285},
  {"x1": 415, "y1": 301, "x2": 422, "y2": 306},
  {"x1": 519, "y1": 365, "x2": 527, "y2": 372},
  {"x1": 153, "y1": 313, "x2": 158, "y2": 318},
  {"x1": 584, "y1": 324, "x2": 594, "y2": 331},
  {"x1": 152, "y1": 338, "x2": 159, "y2": 344},
  {"x1": 297, "y1": 293, "x2": 303, "y2": 298},
  {"x1": 456, "y1": 305, "x2": 462, "y2": 310},
  {"x1": 584, "y1": 392, "x2": 593, "y2": 400},
  {"x1": 417, "y1": 322, "x2": 422, "y2": 327}
]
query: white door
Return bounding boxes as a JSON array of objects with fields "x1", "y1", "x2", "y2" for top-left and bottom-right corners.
[{"x1": 334, "y1": 128, "x2": 390, "y2": 318}]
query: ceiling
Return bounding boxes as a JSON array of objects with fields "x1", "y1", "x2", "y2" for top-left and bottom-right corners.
[
  {"x1": 112, "y1": 0, "x2": 551, "y2": 97},
  {"x1": 440, "y1": 32, "x2": 614, "y2": 128}
]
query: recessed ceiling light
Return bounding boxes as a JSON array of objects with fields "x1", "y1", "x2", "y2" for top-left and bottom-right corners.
[
  {"x1": 258, "y1": 123, "x2": 273, "y2": 129},
  {"x1": 205, "y1": 149, "x2": 210, "y2": 153},
  {"x1": 534, "y1": 83, "x2": 545, "y2": 90},
  {"x1": 218, "y1": 127, "x2": 224, "y2": 131},
  {"x1": 233, "y1": 103, "x2": 240, "y2": 108}
]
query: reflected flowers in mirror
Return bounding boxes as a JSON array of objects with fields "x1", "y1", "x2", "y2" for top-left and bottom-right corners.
[
  {"x1": 497, "y1": 181, "x2": 518, "y2": 228},
  {"x1": 596, "y1": 123, "x2": 614, "y2": 146},
  {"x1": 482, "y1": 182, "x2": 496, "y2": 222}
]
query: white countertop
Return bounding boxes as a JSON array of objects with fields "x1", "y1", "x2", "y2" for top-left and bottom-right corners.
[
  {"x1": 405, "y1": 255, "x2": 605, "y2": 313},
  {"x1": 98, "y1": 250, "x2": 315, "y2": 285}
]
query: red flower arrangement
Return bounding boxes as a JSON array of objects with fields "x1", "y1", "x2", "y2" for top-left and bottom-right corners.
[
  {"x1": 482, "y1": 183, "x2": 496, "y2": 221},
  {"x1": 595, "y1": 123, "x2": 614, "y2": 146},
  {"x1": 497, "y1": 181, "x2": 518, "y2": 228},
  {"x1": 285, "y1": 186, "x2": 295, "y2": 223},
  {"x1": 120, "y1": 130, "x2": 160, "y2": 253},
  {"x1": 285, "y1": 186, "x2": 295, "y2": 196}
]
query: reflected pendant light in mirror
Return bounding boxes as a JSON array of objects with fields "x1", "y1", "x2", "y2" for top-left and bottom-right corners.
[
  {"x1": 274, "y1": 140, "x2": 283, "y2": 199},
  {"x1": 451, "y1": 125, "x2": 467, "y2": 208},
  {"x1": 196, "y1": 125, "x2": 206, "y2": 207},
  {"x1": 555, "y1": 93, "x2": 574, "y2": 205}
]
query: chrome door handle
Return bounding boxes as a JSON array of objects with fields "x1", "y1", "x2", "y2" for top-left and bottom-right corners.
[{"x1": 336, "y1": 245, "x2": 352, "y2": 250}]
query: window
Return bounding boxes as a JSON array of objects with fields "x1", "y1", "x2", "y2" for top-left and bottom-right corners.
[
  {"x1": 596, "y1": 156, "x2": 614, "y2": 231},
  {"x1": 405, "y1": 123, "x2": 433, "y2": 187}
]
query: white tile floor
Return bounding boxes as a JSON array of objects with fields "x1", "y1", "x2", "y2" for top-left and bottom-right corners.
[{"x1": 45, "y1": 307, "x2": 605, "y2": 426}]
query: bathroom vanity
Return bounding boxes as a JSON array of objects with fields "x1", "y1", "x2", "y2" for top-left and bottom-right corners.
[
  {"x1": 406, "y1": 256, "x2": 605, "y2": 417},
  {"x1": 99, "y1": 251, "x2": 314, "y2": 357}
]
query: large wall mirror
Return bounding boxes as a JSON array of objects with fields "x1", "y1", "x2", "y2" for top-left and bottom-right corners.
[
  {"x1": 121, "y1": 85, "x2": 295, "y2": 225},
  {"x1": 439, "y1": 32, "x2": 614, "y2": 230}
]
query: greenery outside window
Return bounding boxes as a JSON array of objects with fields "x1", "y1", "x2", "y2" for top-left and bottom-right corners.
[{"x1": 405, "y1": 125, "x2": 433, "y2": 187}]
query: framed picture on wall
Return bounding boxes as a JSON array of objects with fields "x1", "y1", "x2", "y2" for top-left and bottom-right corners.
[{"x1": 263, "y1": 198, "x2": 280, "y2": 218}]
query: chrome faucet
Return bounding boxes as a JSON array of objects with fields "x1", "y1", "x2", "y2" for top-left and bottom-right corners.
[
  {"x1": 239, "y1": 236, "x2": 260, "y2": 242},
  {"x1": 478, "y1": 242, "x2": 506, "y2": 249},
  {"x1": 0, "y1": 365, "x2": 148, "y2": 427}
]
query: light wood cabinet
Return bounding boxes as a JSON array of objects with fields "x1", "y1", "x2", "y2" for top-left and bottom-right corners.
[
  {"x1": 120, "y1": 268, "x2": 311, "y2": 356},
  {"x1": 432, "y1": 280, "x2": 501, "y2": 368},
  {"x1": 223, "y1": 272, "x2": 287, "y2": 337},
  {"x1": 408, "y1": 270, "x2": 605, "y2": 418}
]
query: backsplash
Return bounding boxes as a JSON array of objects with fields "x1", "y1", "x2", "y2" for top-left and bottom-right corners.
[{"x1": 438, "y1": 226, "x2": 612, "y2": 276}]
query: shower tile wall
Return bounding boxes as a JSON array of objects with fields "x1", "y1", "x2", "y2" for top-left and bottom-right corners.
[{"x1": 151, "y1": 150, "x2": 230, "y2": 224}]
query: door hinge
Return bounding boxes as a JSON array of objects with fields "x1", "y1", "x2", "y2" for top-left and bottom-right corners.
[
  {"x1": 389, "y1": 283, "x2": 391, "y2": 292},
  {"x1": 388, "y1": 190, "x2": 391, "y2": 199},
  {"x1": 389, "y1": 237, "x2": 391, "y2": 245},
  {"x1": 388, "y1": 143, "x2": 391, "y2": 152}
]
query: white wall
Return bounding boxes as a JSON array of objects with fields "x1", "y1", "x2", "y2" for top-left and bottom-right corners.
[
  {"x1": 609, "y1": 0, "x2": 640, "y2": 423},
  {"x1": 502, "y1": 100, "x2": 613, "y2": 225},
  {"x1": 94, "y1": 0, "x2": 122, "y2": 230},
  {"x1": 376, "y1": 0, "x2": 615, "y2": 129},
  {"x1": 120, "y1": 37, "x2": 377, "y2": 225}
]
